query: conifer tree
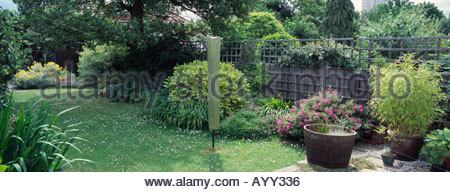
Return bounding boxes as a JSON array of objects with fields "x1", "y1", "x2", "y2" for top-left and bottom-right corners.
[{"x1": 320, "y1": 0, "x2": 358, "y2": 38}]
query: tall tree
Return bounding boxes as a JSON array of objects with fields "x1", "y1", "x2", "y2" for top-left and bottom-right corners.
[{"x1": 320, "y1": 0, "x2": 357, "y2": 38}]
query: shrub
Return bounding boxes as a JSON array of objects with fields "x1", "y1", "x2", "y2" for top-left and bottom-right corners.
[
  {"x1": 278, "y1": 42, "x2": 355, "y2": 69},
  {"x1": 78, "y1": 44, "x2": 128, "y2": 77},
  {"x1": 220, "y1": 109, "x2": 267, "y2": 139},
  {"x1": 0, "y1": 99, "x2": 89, "y2": 172},
  {"x1": 164, "y1": 60, "x2": 250, "y2": 116},
  {"x1": 243, "y1": 12, "x2": 286, "y2": 40},
  {"x1": 275, "y1": 89, "x2": 375, "y2": 139},
  {"x1": 370, "y1": 54, "x2": 444, "y2": 137},
  {"x1": 108, "y1": 80, "x2": 146, "y2": 103},
  {"x1": 0, "y1": 9, "x2": 32, "y2": 105},
  {"x1": 286, "y1": 15, "x2": 320, "y2": 39},
  {"x1": 419, "y1": 128, "x2": 450, "y2": 165},
  {"x1": 149, "y1": 89, "x2": 222, "y2": 130},
  {"x1": 14, "y1": 62, "x2": 76, "y2": 89}
]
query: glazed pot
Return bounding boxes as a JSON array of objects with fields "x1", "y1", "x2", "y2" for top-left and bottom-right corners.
[
  {"x1": 388, "y1": 135, "x2": 424, "y2": 161},
  {"x1": 304, "y1": 124, "x2": 356, "y2": 169},
  {"x1": 381, "y1": 153, "x2": 395, "y2": 166}
]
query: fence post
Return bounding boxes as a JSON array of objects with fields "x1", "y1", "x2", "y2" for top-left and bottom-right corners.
[
  {"x1": 321, "y1": 61, "x2": 328, "y2": 94},
  {"x1": 207, "y1": 36, "x2": 221, "y2": 149}
]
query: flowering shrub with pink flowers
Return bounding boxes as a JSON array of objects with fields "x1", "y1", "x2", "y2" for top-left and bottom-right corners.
[{"x1": 275, "y1": 88, "x2": 375, "y2": 139}]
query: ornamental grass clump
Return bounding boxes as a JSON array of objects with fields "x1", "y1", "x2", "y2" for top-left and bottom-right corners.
[
  {"x1": 369, "y1": 54, "x2": 444, "y2": 137},
  {"x1": 275, "y1": 88, "x2": 374, "y2": 139}
]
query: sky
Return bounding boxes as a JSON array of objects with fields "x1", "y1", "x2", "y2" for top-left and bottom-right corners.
[{"x1": 0, "y1": 0, "x2": 449, "y2": 16}]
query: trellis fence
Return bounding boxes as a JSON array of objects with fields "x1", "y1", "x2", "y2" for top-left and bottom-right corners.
[{"x1": 195, "y1": 36, "x2": 450, "y2": 102}]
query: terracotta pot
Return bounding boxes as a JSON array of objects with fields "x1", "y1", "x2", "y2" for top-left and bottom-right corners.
[
  {"x1": 304, "y1": 124, "x2": 356, "y2": 169},
  {"x1": 389, "y1": 135, "x2": 424, "y2": 161}
]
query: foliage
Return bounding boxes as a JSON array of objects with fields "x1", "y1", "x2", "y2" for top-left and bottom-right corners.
[
  {"x1": 164, "y1": 61, "x2": 250, "y2": 116},
  {"x1": 243, "y1": 12, "x2": 286, "y2": 40},
  {"x1": 149, "y1": 89, "x2": 222, "y2": 130},
  {"x1": 419, "y1": 128, "x2": 450, "y2": 165},
  {"x1": 278, "y1": 42, "x2": 355, "y2": 69},
  {"x1": 15, "y1": 0, "x2": 255, "y2": 64},
  {"x1": 259, "y1": 96, "x2": 291, "y2": 118},
  {"x1": 360, "y1": 6, "x2": 442, "y2": 38},
  {"x1": 219, "y1": 109, "x2": 267, "y2": 139},
  {"x1": 0, "y1": 99, "x2": 89, "y2": 172},
  {"x1": 363, "y1": 0, "x2": 413, "y2": 23},
  {"x1": 275, "y1": 89, "x2": 375, "y2": 139},
  {"x1": 439, "y1": 15, "x2": 450, "y2": 35},
  {"x1": 369, "y1": 55, "x2": 444, "y2": 137},
  {"x1": 14, "y1": 62, "x2": 75, "y2": 89},
  {"x1": 0, "y1": 9, "x2": 32, "y2": 105},
  {"x1": 417, "y1": 2, "x2": 444, "y2": 20},
  {"x1": 320, "y1": 0, "x2": 358, "y2": 38},
  {"x1": 108, "y1": 80, "x2": 146, "y2": 103},
  {"x1": 265, "y1": 0, "x2": 294, "y2": 20},
  {"x1": 241, "y1": 63, "x2": 270, "y2": 96},
  {"x1": 78, "y1": 44, "x2": 129, "y2": 77},
  {"x1": 286, "y1": 15, "x2": 320, "y2": 39},
  {"x1": 291, "y1": 0, "x2": 326, "y2": 27}
]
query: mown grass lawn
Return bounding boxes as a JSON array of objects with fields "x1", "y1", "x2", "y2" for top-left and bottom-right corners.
[{"x1": 12, "y1": 88, "x2": 305, "y2": 172}]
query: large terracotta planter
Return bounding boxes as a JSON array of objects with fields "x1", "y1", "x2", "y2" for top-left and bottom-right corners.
[
  {"x1": 304, "y1": 124, "x2": 356, "y2": 169},
  {"x1": 389, "y1": 135, "x2": 424, "y2": 161}
]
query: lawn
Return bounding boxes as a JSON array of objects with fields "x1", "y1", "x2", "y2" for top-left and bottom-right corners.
[{"x1": 12, "y1": 88, "x2": 305, "y2": 172}]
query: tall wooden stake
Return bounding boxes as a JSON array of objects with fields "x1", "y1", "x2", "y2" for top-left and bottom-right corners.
[{"x1": 207, "y1": 36, "x2": 221, "y2": 149}]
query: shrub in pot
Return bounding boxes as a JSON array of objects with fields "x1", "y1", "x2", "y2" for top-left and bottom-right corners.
[
  {"x1": 370, "y1": 54, "x2": 445, "y2": 160},
  {"x1": 275, "y1": 88, "x2": 375, "y2": 140},
  {"x1": 275, "y1": 89, "x2": 375, "y2": 168}
]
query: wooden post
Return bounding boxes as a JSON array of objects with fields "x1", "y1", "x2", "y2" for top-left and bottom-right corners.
[{"x1": 207, "y1": 36, "x2": 221, "y2": 148}]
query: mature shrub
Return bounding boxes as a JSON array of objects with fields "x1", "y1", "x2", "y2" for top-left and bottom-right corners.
[
  {"x1": 243, "y1": 12, "x2": 286, "y2": 40},
  {"x1": 220, "y1": 109, "x2": 268, "y2": 139},
  {"x1": 78, "y1": 44, "x2": 128, "y2": 77},
  {"x1": 370, "y1": 55, "x2": 444, "y2": 137},
  {"x1": 0, "y1": 100, "x2": 89, "y2": 172},
  {"x1": 0, "y1": 9, "x2": 32, "y2": 105},
  {"x1": 278, "y1": 42, "x2": 355, "y2": 69},
  {"x1": 164, "y1": 61, "x2": 250, "y2": 116},
  {"x1": 14, "y1": 62, "x2": 76, "y2": 89},
  {"x1": 275, "y1": 89, "x2": 375, "y2": 139},
  {"x1": 108, "y1": 80, "x2": 146, "y2": 103},
  {"x1": 149, "y1": 89, "x2": 222, "y2": 130},
  {"x1": 286, "y1": 15, "x2": 320, "y2": 39},
  {"x1": 419, "y1": 128, "x2": 450, "y2": 166}
]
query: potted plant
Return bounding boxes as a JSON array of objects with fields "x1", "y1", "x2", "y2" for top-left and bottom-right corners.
[
  {"x1": 375, "y1": 127, "x2": 395, "y2": 166},
  {"x1": 304, "y1": 124, "x2": 356, "y2": 168},
  {"x1": 370, "y1": 55, "x2": 445, "y2": 161},
  {"x1": 419, "y1": 128, "x2": 450, "y2": 172}
]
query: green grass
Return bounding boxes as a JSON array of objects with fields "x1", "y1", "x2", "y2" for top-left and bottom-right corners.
[{"x1": 12, "y1": 88, "x2": 305, "y2": 172}]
